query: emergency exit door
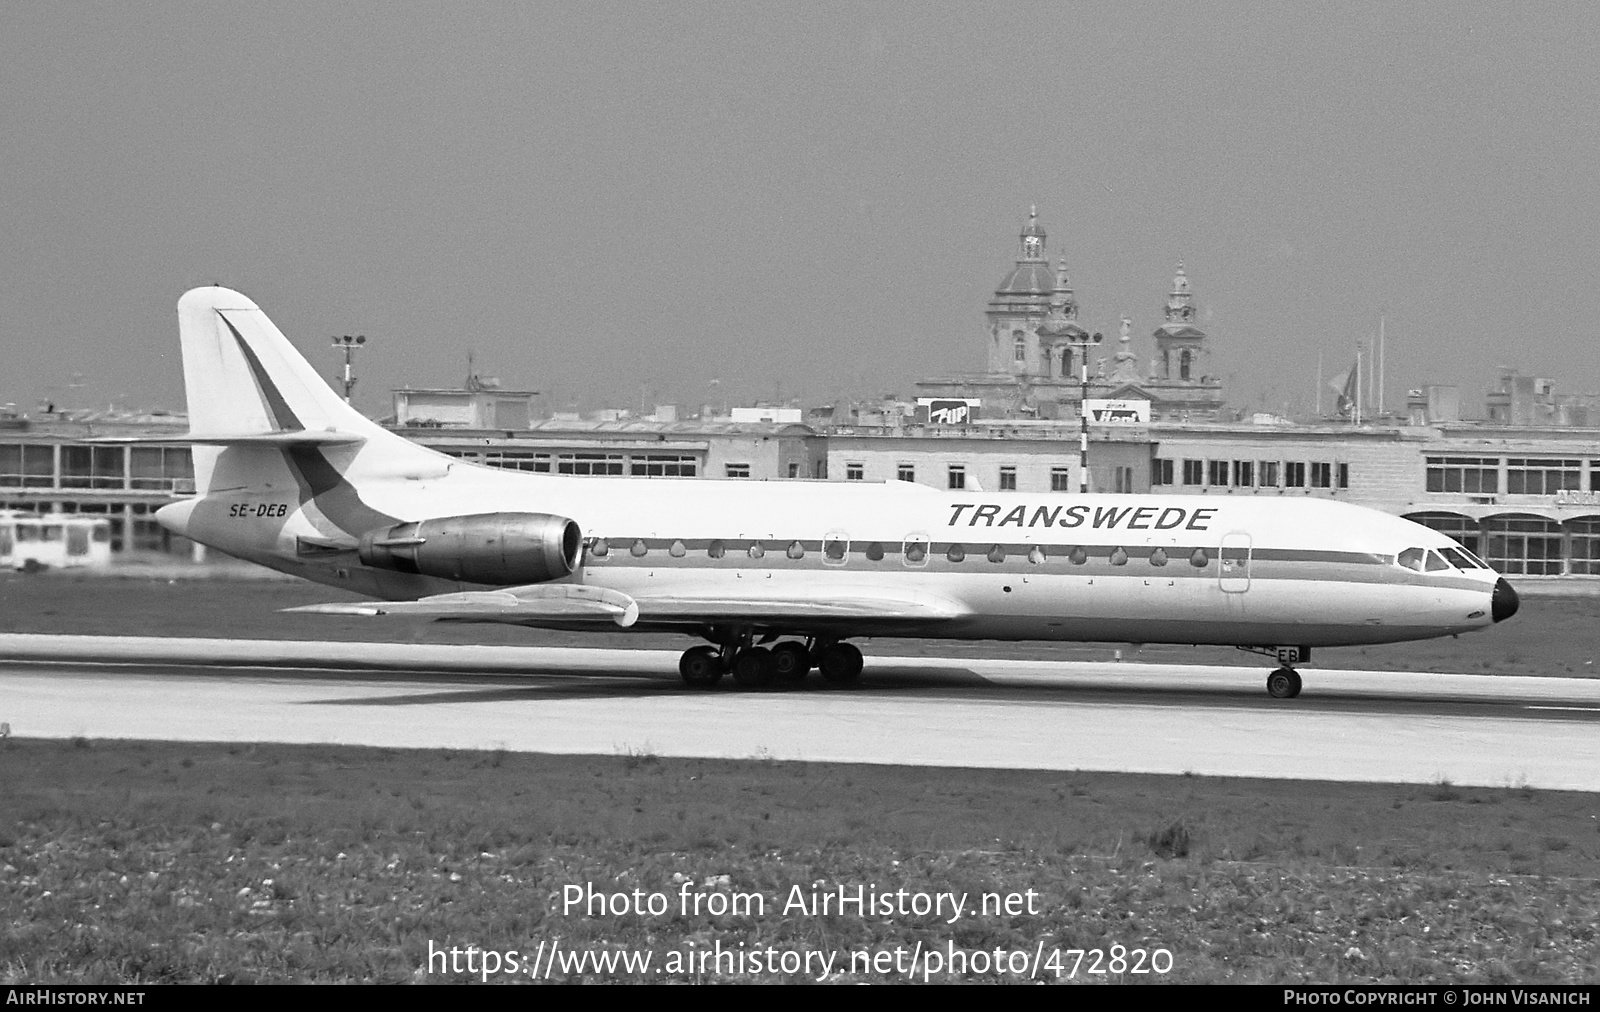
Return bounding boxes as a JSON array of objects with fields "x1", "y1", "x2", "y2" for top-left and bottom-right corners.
[{"x1": 1219, "y1": 532, "x2": 1252, "y2": 593}]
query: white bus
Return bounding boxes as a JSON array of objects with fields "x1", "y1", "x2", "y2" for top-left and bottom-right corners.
[{"x1": 0, "y1": 512, "x2": 112, "y2": 570}]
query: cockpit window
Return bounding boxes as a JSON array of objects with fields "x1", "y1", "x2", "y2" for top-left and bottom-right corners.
[
  {"x1": 1440, "y1": 547, "x2": 1478, "y2": 570},
  {"x1": 1424, "y1": 550, "x2": 1451, "y2": 572},
  {"x1": 1461, "y1": 548, "x2": 1490, "y2": 569},
  {"x1": 1397, "y1": 547, "x2": 1426, "y2": 572}
]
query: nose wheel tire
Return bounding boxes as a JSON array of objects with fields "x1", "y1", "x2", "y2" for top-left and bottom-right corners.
[
  {"x1": 771, "y1": 641, "x2": 812, "y2": 684},
  {"x1": 1266, "y1": 667, "x2": 1302, "y2": 699},
  {"x1": 732, "y1": 646, "x2": 777, "y2": 689},
  {"x1": 818, "y1": 642, "x2": 864, "y2": 684},
  {"x1": 679, "y1": 646, "x2": 724, "y2": 688}
]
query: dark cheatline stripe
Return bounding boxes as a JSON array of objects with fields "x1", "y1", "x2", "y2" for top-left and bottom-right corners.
[
  {"x1": 219, "y1": 311, "x2": 302, "y2": 432},
  {"x1": 284, "y1": 446, "x2": 398, "y2": 536},
  {"x1": 585, "y1": 537, "x2": 1487, "y2": 589}
]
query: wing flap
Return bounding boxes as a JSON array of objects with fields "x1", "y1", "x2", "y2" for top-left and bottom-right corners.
[{"x1": 285, "y1": 584, "x2": 640, "y2": 627}]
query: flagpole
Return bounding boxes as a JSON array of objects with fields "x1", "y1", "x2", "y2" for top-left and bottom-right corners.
[
  {"x1": 1378, "y1": 314, "x2": 1385, "y2": 416},
  {"x1": 1355, "y1": 345, "x2": 1362, "y2": 426}
]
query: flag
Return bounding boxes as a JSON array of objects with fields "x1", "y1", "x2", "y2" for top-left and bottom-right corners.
[{"x1": 1329, "y1": 361, "x2": 1358, "y2": 416}]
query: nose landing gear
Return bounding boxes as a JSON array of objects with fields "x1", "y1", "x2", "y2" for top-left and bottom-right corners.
[
  {"x1": 1239, "y1": 645, "x2": 1309, "y2": 699},
  {"x1": 1265, "y1": 667, "x2": 1303, "y2": 699}
]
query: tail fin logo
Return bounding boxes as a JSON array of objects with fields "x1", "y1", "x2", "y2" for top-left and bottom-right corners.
[{"x1": 219, "y1": 312, "x2": 303, "y2": 432}]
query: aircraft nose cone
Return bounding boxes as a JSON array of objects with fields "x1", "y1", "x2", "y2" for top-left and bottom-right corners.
[{"x1": 1492, "y1": 578, "x2": 1520, "y2": 623}]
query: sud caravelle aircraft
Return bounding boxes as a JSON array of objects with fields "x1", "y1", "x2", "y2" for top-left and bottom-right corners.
[{"x1": 138, "y1": 287, "x2": 1519, "y2": 699}]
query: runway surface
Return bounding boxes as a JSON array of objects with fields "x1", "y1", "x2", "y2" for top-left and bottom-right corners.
[{"x1": 2, "y1": 633, "x2": 1598, "y2": 791}]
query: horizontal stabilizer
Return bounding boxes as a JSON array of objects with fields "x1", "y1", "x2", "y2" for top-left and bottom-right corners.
[
  {"x1": 285, "y1": 584, "x2": 640, "y2": 627},
  {"x1": 89, "y1": 430, "x2": 366, "y2": 447}
]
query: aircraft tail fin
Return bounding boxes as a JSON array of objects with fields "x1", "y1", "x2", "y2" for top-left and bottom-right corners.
[
  {"x1": 178, "y1": 286, "x2": 387, "y2": 439},
  {"x1": 175, "y1": 287, "x2": 438, "y2": 488}
]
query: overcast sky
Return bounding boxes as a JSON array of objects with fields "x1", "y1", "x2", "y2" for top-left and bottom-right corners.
[{"x1": 2, "y1": 2, "x2": 1596, "y2": 419}]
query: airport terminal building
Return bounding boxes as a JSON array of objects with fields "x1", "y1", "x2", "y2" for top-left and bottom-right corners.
[{"x1": 5, "y1": 209, "x2": 1598, "y2": 579}]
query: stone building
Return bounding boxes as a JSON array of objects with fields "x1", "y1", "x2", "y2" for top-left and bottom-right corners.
[{"x1": 914, "y1": 208, "x2": 1225, "y2": 421}]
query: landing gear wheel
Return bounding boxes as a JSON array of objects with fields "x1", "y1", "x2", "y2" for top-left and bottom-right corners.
[
  {"x1": 818, "y1": 642, "x2": 864, "y2": 685},
  {"x1": 679, "y1": 646, "x2": 723, "y2": 688},
  {"x1": 732, "y1": 646, "x2": 776, "y2": 689},
  {"x1": 1266, "y1": 667, "x2": 1302, "y2": 699},
  {"x1": 771, "y1": 641, "x2": 812, "y2": 684}
]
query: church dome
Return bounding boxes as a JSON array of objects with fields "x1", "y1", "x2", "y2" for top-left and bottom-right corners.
[
  {"x1": 994, "y1": 261, "x2": 1055, "y2": 296},
  {"x1": 993, "y1": 206, "x2": 1053, "y2": 297}
]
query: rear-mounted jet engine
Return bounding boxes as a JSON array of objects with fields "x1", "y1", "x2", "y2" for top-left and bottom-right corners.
[{"x1": 358, "y1": 512, "x2": 582, "y2": 585}]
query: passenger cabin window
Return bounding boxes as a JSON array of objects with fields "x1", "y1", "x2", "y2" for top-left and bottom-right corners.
[
  {"x1": 946, "y1": 543, "x2": 966, "y2": 563},
  {"x1": 902, "y1": 536, "x2": 928, "y2": 566},
  {"x1": 864, "y1": 542, "x2": 885, "y2": 561},
  {"x1": 823, "y1": 535, "x2": 848, "y2": 564}
]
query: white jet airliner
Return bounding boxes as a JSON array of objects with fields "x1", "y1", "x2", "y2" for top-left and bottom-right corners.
[{"x1": 140, "y1": 287, "x2": 1518, "y2": 699}]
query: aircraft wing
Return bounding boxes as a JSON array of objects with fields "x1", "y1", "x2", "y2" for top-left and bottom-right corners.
[
  {"x1": 285, "y1": 584, "x2": 968, "y2": 628},
  {"x1": 286, "y1": 584, "x2": 641, "y2": 627},
  {"x1": 631, "y1": 588, "x2": 970, "y2": 622}
]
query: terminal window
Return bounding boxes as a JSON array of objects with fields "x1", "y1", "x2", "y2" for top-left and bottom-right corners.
[
  {"x1": 1505, "y1": 458, "x2": 1581, "y2": 495},
  {"x1": 846, "y1": 463, "x2": 865, "y2": 481},
  {"x1": 725, "y1": 463, "x2": 751, "y2": 478},
  {"x1": 1406, "y1": 512, "x2": 1482, "y2": 556},
  {"x1": 130, "y1": 447, "x2": 194, "y2": 491},
  {"x1": 1258, "y1": 461, "x2": 1279, "y2": 487},
  {"x1": 631, "y1": 454, "x2": 697, "y2": 477},
  {"x1": 1485, "y1": 515, "x2": 1563, "y2": 575},
  {"x1": 1050, "y1": 467, "x2": 1072, "y2": 491},
  {"x1": 1181, "y1": 459, "x2": 1203, "y2": 486},
  {"x1": 948, "y1": 465, "x2": 966, "y2": 490},
  {"x1": 998, "y1": 466, "x2": 1017, "y2": 490},
  {"x1": 1569, "y1": 518, "x2": 1600, "y2": 574},
  {"x1": 1233, "y1": 460, "x2": 1254, "y2": 487},
  {"x1": 0, "y1": 445, "x2": 56, "y2": 488},
  {"x1": 61, "y1": 445, "x2": 127, "y2": 490},
  {"x1": 484, "y1": 451, "x2": 552, "y2": 473},
  {"x1": 1284, "y1": 461, "x2": 1306, "y2": 488},
  {"x1": 1310, "y1": 462, "x2": 1332, "y2": 488},
  {"x1": 1207, "y1": 460, "x2": 1228, "y2": 487},
  {"x1": 1151, "y1": 458, "x2": 1174, "y2": 486},
  {"x1": 1425, "y1": 456, "x2": 1498, "y2": 494},
  {"x1": 556, "y1": 453, "x2": 623, "y2": 476},
  {"x1": 897, "y1": 464, "x2": 915, "y2": 483},
  {"x1": 1338, "y1": 463, "x2": 1350, "y2": 489}
]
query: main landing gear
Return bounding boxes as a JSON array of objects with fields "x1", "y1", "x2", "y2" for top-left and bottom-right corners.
[
  {"x1": 677, "y1": 635, "x2": 863, "y2": 691},
  {"x1": 1238, "y1": 645, "x2": 1309, "y2": 699}
]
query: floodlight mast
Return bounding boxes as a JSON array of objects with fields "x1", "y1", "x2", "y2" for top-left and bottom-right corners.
[
  {"x1": 1072, "y1": 331, "x2": 1104, "y2": 493},
  {"x1": 331, "y1": 334, "x2": 367, "y2": 404}
]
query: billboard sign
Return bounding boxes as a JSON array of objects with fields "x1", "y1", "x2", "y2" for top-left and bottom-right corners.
[
  {"x1": 1084, "y1": 399, "x2": 1151, "y2": 425},
  {"x1": 917, "y1": 398, "x2": 980, "y2": 425}
]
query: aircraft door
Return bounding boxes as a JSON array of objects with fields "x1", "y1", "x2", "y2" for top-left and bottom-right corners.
[{"x1": 1219, "y1": 532, "x2": 1251, "y2": 593}]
